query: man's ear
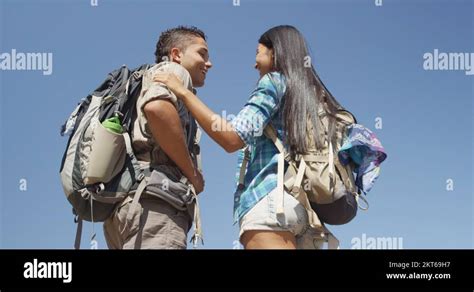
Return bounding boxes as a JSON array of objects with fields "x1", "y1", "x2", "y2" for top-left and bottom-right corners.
[{"x1": 170, "y1": 48, "x2": 182, "y2": 63}]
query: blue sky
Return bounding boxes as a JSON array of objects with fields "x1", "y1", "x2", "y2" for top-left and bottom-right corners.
[{"x1": 0, "y1": 0, "x2": 472, "y2": 249}]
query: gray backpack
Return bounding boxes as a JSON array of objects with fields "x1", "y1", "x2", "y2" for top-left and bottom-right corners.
[
  {"x1": 60, "y1": 64, "x2": 151, "y2": 248},
  {"x1": 60, "y1": 64, "x2": 204, "y2": 249}
]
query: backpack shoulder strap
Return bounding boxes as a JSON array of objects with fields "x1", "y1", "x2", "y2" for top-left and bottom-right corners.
[
  {"x1": 263, "y1": 125, "x2": 285, "y2": 153},
  {"x1": 237, "y1": 124, "x2": 286, "y2": 190},
  {"x1": 262, "y1": 124, "x2": 287, "y2": 215},
  {"x1": 236, "y1": 124, "x2": 287, "y2": 214}
]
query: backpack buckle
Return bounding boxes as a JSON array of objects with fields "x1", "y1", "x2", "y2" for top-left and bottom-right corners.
[
  {"x1": 114, "y1": 111, "x2": 124, "y2": 119},
  {"x1": 193, "y1": 144, "x2": 200, "y2": 155},
  {"x1": 237, "y1": 183, "x2": 245, "y2": 191},
  {"x1": 243, "y1": 149, "x2": 251, "y2": 161},
  {"x1": 132, "y1": 70, "x2": 145, "y2": 80}
]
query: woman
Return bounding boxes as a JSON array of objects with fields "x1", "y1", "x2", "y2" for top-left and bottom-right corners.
[{"x1": 154, "y1": 25, "x2": 350, "y2": 249}]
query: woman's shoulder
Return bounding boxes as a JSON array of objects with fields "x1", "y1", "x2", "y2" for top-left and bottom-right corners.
[
  {"x1": 257, "y1": 71, "x2": 286, "y2": 97},
  {"x1": 259, "y1": 71, "x2": 285, "y2": 84}
]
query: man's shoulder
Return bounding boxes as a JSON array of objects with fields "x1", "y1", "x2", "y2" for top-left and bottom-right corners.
[{"x1": 148, "y1": 61, "x2": 192, "y2": 85}]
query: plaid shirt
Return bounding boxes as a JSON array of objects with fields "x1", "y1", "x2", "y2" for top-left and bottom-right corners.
[{"x1": 230, "y1": 72, "x2": 286, "y2": 224}]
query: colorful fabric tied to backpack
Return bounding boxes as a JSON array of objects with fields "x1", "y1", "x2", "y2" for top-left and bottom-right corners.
[{"x1": 338, "y1": 124, "x2": 387, "y2": 195}]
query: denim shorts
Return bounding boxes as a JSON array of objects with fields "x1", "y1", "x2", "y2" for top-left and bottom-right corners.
[{"x1": 239, "y1": 188, "x2": 325, "y2": 249}]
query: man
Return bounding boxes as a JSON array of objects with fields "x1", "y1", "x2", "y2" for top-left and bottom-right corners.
[{"x1": 103, "y1": 26, "x2": 212, "y2": 249}]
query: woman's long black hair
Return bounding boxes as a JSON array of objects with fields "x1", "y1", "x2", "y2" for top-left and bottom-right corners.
[{"x1": 258, "y1": 25, "x2": 348, "y2": 156}]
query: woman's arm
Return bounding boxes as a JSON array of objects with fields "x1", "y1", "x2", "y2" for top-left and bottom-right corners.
[
  {"x1": 180, "y1": 90, "x2": 244, "y2": 153},
  {"x1": 153, "y1": 73, "x2": 245, "y2": 153}
]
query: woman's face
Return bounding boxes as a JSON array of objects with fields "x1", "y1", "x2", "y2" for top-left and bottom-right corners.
[{"x1": 255, "y1": 43, "x2": 273, "y2": 77}]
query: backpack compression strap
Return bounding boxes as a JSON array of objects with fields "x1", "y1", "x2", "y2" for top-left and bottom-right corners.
[
  {"x1": 188, "y1": 183, "x2": 203, "y2": 248},
  {"x1": 190, "y1": 127, "x2": 204, "y2": 248},
  {"x1": 334, "y1": 159, "x2": 369, "y2": 211},
  {"x1": 74, "y1": 216, "x2": 83, "y2": 250}
]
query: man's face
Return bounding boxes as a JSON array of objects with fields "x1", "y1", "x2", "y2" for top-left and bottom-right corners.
[{"x1": 175, "y1": 36, "x2": 212, "y2": 88}]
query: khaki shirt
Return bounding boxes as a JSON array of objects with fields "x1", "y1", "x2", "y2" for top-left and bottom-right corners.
[{"x1": 132, "y1": 61, "x2": 197, "y2": 181}]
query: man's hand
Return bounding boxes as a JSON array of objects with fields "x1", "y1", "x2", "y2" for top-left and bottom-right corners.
[{"x1": 188, "y1": 167, "x2": 204, "y2": 195}]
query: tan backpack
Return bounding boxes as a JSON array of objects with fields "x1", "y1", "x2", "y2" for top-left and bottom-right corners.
[{"x1": 238, "y1": 109, "x2": 368, "y2": 249}]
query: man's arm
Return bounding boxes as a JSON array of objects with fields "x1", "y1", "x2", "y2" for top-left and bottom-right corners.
[{"x1": 143, "y1": 99, "x2": 204, "y2": 194}]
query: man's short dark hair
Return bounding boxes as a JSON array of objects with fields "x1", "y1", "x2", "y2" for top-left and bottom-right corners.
[{"x1": 155, "y1": 26, "x2": 207, "y2": 63}]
